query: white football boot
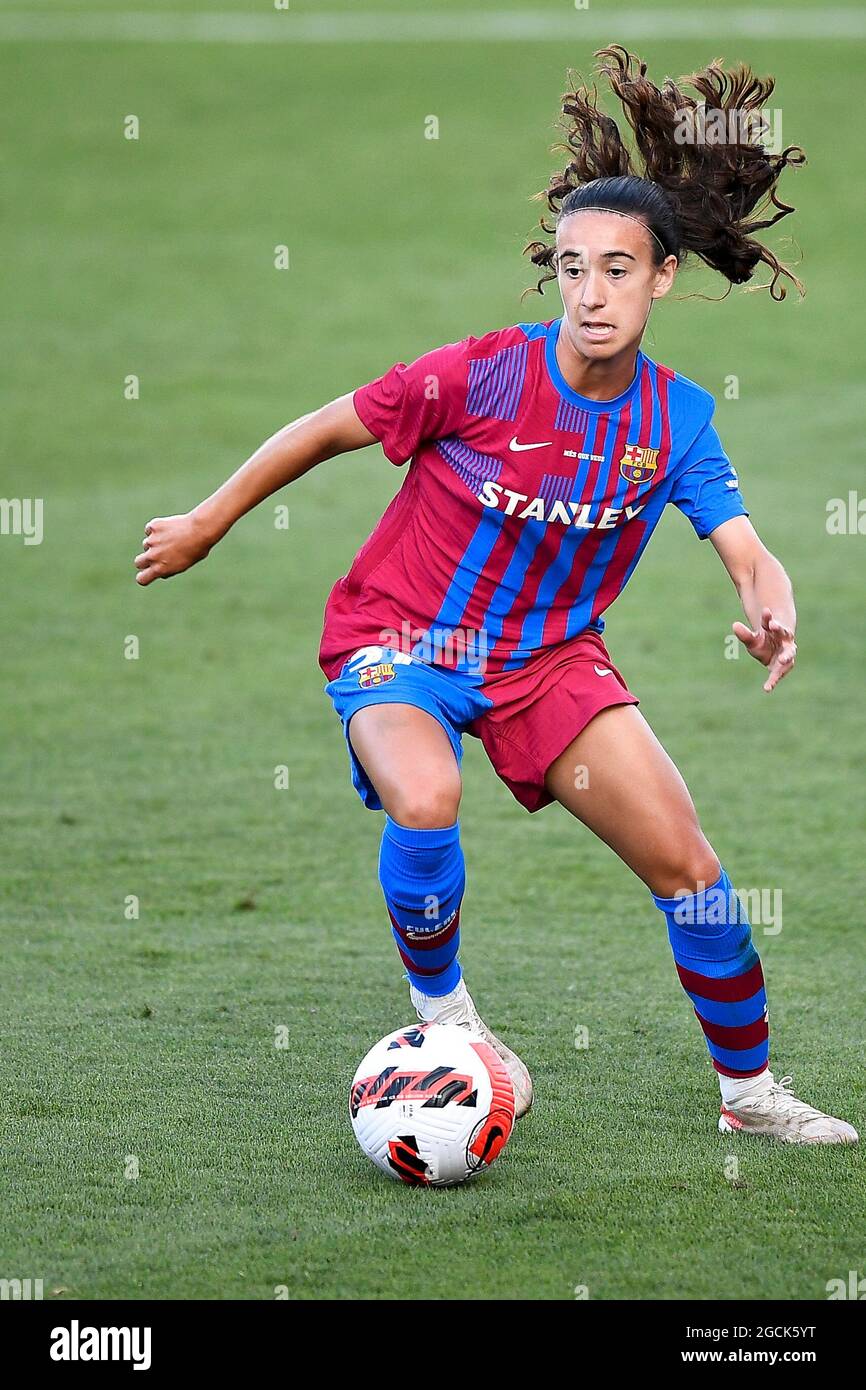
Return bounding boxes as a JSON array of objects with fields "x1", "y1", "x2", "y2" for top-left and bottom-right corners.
[
  {"x1": 409, "y1": 978, "x2": 534, "y2": 1119},
  {"x1": 719, "y1": 1072, "x2": 859, "y2": 1145}
]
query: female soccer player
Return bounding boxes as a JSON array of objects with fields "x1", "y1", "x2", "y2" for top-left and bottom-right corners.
[{"x1": 135, "y1": 48, "x2": 856, "y2": 1143}]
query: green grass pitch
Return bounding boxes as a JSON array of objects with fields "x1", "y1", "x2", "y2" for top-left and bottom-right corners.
[{"x1": 2, "y1": 1, "x2": 864, "y2": 1299}]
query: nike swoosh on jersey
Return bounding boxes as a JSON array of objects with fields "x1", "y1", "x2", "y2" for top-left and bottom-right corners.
[
  {"x1": 593, "y1": 665, "x2": 613, "y2": 677},
  {"x1": 508, "y1": 437, "x2": 552, "y2": 452}
]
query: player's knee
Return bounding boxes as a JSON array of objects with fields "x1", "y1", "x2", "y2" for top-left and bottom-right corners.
[
  {"x1": 650, "y1": 834, "x2": 720, "y2": 900},
  {"x1": 388, "y1": 776, "x2": 462, "y2": 829}
]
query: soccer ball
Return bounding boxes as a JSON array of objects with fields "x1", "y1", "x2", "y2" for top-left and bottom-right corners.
[{"x1": 349, "y1": 1021, "x2": 516, "y2": 1187}]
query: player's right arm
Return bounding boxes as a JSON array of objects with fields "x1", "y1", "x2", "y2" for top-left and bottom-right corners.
[{"x1": 134, "y1": 393, "x2": 376, "y2": 585}]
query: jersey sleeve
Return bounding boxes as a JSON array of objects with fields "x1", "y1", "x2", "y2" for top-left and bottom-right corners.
[
  {"x1": 352, "y1": 337, "x2": 472, "y2": 466},
  {"x1": 669, "y1": 410, "x2": 749, "y2": 540}
]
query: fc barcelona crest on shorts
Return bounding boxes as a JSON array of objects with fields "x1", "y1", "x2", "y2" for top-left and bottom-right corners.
[
  {"x1": 358, "y1": 662, "x2": 396, "y2": 689},
  {"x1": 619, "y1": 444, "x2": 659, "y2": 484}
]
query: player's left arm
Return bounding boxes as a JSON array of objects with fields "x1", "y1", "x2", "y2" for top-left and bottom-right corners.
[{"x1": 708, "y1": 515, "x2": 797, "y2": 693}]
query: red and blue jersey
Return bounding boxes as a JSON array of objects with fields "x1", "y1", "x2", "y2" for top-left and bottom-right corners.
[{"x1": 319, "y1": 317, "x2": 748, "y2": 680}]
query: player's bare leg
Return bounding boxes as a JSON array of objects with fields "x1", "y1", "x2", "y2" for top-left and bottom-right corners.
[
  {"x1": 545, "y1": 704, "x2": 857, "y2": 1145},
  {"x1": 348, "y1": 703, "x2": 462, "y2": 830},
  {"x1": 349, "y1": 703, "x2": 533, "y2": 1117}
]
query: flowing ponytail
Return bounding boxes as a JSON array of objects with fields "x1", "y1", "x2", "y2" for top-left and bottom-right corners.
[{"x1": 524, "y1": 45, "x2": 806, "y2": 301}]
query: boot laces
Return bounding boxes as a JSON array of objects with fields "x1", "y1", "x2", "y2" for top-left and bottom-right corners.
[
  {"x1": 761, "y1": 1075, "x2": 824, "y2": 1123},
  {"x1": 412, "y1": 984, "x2": 485, "y2": 1035}
]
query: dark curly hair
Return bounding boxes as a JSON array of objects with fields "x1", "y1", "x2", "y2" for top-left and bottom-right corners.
[{"x1": 524, "y1": 45, "x2": 806, "y2": 302}]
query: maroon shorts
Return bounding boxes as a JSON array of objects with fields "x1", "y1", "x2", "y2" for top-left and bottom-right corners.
[
  {"x1": 468, "y1": 629, "x2": 639, "y2": 812},
  {"x1": 322, "y1": 628, "x2": 639, "y2": 815}
]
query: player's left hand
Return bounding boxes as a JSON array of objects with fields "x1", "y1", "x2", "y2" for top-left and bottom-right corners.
[{"x1": 732, "y1": 606, "x2": 797, "y2": 693}]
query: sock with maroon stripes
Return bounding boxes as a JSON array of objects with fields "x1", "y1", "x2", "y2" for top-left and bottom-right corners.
[
  {"x1": 652, "y1": 869, "x2": 770, "y2": 1089},
  {"x1": 378, "y1": 816, "x2": 464, "y2": 997}
]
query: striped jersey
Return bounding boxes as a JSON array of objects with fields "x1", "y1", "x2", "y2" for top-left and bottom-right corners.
[{"x1": 318, "y1": 317, "x2": 748, "y2": 679}]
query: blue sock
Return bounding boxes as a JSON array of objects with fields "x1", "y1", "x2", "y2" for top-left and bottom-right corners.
[
  {"x1": 652, "y1": 869, "x2": 769, "y2": 1078},
  {"x1": 378, "y1": 816, "x2": 464, "y2": 997}
]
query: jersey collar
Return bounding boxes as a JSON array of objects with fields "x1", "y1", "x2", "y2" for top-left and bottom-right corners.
[{"x1": 544, "y1": 317, "x2": 644, "y2": 413}]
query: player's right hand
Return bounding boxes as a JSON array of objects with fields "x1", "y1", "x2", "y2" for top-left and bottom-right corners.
[{"x1": 134, "y1": 511, "x2": 215, "y2": 585}]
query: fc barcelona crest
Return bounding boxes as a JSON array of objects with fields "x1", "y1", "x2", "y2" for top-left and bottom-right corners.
[
  {"x1": 619, "y1": 444, "x2": 659, "y2": 485},
  {"x1": 358, "y1": 662, "x2": 396, "y2": 689}
]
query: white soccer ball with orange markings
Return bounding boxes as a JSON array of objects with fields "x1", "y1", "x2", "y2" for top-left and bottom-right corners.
[{"x1": 349, "y1": 1021, "x2": 516, "y2": 1187}]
